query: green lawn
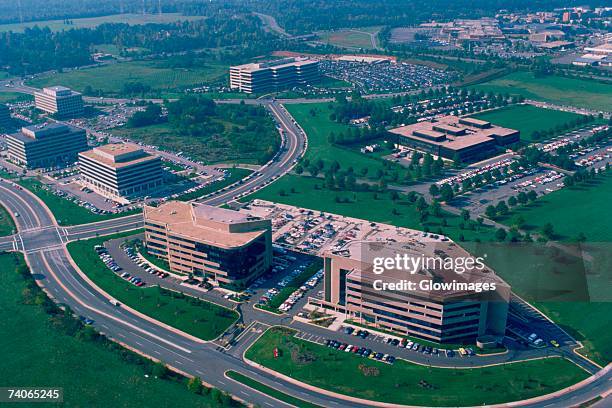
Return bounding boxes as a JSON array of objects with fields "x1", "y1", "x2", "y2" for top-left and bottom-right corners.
[
  {"x1": 285, "y1": 103, "x2": 407, "y2": 182},
  {"x1": 17, "y1": 178, "x2": 139, "y2": 225},
  {"x1": 0, "y1": 252, "x2": 225, "y2": 407},
  {"x1": 0, "y1": 91, "x2": 33, "y2": 104},
  {"x1": 67, "y1": 232, "x2": 238, "y2": 341},
  {"x1": 318, "y1": 29, "x2": 376, "y2": 49},
  {"x1": 0, "y1": 13, "x2": 206, "y2": 33},
  {"x1": 246, "y1": 327, "x2": 588, "y2": 406},
  {"x1": 472, "y1": 71, "x2": 612, "y2": 112},
  {"x1": 27, "y1": 60, "x2": 226, "y2": 97},
  {"x1": 470, "y1": 104, "x2": 585, "y2": 142},
  {"x1": 245, "y1": 174, "x2": 495, "y2": 243},
  {"x1": 0, "y1": 204, "x2": 16, "y2": 236},
  {"x1": 226, "y1": 371, "x2": 321, "y2": 408}
]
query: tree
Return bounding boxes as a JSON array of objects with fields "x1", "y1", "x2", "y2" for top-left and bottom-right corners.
[
  {"x1": 511, "y1": 214, "x2": 525, "y2": 229},
  {"x1": 460, "y1": 209, "x2": 470, "y2": 221},
  {"x1": 430, "y1": 200, "x2": 442, "y2": 217},
  {"x1": 517, "y1": 191, "x2": 528, "y2": 205},
  {"x1": 485, "y1": 205, "x2": 497, "y2": 218},
  {"x1": 564, "y1": 175, "x2": 575, "y2": 187},
  {"x1": 416, "y1": 196, "x2": 427, "y2": 212},
  {"x1": 507, "y1": 196, "x2": 517, "y2": 207},
  {"x1": 495, "y1": 228, "x2": 507, "y2": 241},
  {"x1": 294, "y1": 165, "x2": 304, "y2": 175},
  {"x1": 429, "y1": 184, "x2": 440, "y2": 197},
  {"x1": 151, "y1": 362, "x2": 169, "y2": 379},
  {"x1": 527, "y1": 190, "x2": 538, "y2": 202},
  {"x1": 440, "y1": 184, "x2": 454, "y2": 202},
  {"x1": 541, "y1": 222, "x2": 555, "y2": 239},
  {"x1": 308, "y1": 165, "x2": 319, "y2": 177},
  {"x1": 496, "y1": 200, "x2": 509, "y2": 216},
  {"x1": 187, "y1": 377, "x2": 204, "y2": 394}
]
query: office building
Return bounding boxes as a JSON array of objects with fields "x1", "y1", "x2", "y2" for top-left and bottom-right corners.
[
  {"x1": 34, "y1": 86, "x2": 84, "y2": 118},
  {"x1": 78, "y1": 143, "x2": 163, "y2": 203},
  {"x1": 0, "y1": 104, "x2": 11, "y2": 131},
  {"x1": 315, "y1": 240, "x2": 510, "y2": 343},
  {"x1": 389, "y1": 115, "x2": 519, "y2": 161},
  {"x1": 6, "y1": 123, "x2": 88, "y2": 168},
  {"x1": 229, "y1": 58, "x2": 319, "y2": 94},
  {"x1": 144, "y1": 201, "x2": 272, "y2": 287}
]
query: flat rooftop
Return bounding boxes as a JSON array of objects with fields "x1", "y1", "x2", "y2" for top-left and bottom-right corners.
[
  {"x1": 389, "y1": 115, "x2": 518, "y2": 151},
  {"x1": 145, "y1": 201, "x2": 269, "y2": 248},
  {"x1": 79, "y1": 143, "x2": 158, "y2": 169},
  {"x1": 9, "y1": 122, "x2": 80, "y2": 143},
  {"x1": 231, "y1": 58, "x2": 317, "y2": 73},
  {"x1": 336, "y1": 239, "x2": 509, "y2": 299}
]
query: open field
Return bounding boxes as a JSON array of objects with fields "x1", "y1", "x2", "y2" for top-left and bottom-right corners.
[
  {"x1": 285, "y1": 103, "x2": 406, "y2": 182},
  {"x1": 0, "y1": 204, "x2": 16, "y2": 236},
  {"x1": 0, "y1": 91, "x2": 33, "y2": 103},
  {"x1": 470, "y1": 104, "x2": 585, "y2": 142},
  {"x1": 246, "y1": 174, "x2": 496, "y2": 243},
  {"x1": 226, "y1": 371, "x2": 321, "y2": 408},
  {"x1": 17, "y1": 178, "x2": 139, "y2": 225},
  {"x1": 318, "y1": 29, "x2": 376, "y2": 49},
  {"x1": 472, "y1": 71, "x2": 612, "y2": 112},
  {"x1": 68, "y1": 232, "x2": 238, "y2": 341},
  {"x1": 246, "y1": 327, "x2": 588, "y2": 406},
  {"x1": 27, "y1": 60, "x2": 226, "y2": 96},
  {"x1": 0, "y1": 252, "x2": 222, "y2": 407},
  {"x1": 0, "y1": 13, "x2": 205, "y2": 33}
]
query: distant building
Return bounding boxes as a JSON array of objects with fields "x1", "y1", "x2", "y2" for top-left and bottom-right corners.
[
  {"x1": 78, "y1": 143, "x2": 163, "y2": 203},
  {"x1": 229, "y1": 58, "x2": 319, "y2": 94},
  {"x1": 389, "y1": 115, "x2": 519, "y2": 161},
  {"x1": 0, "y1": 104, "x2": 11, "y2": 131},
  {"x1": 6, "y1": 123, "x2": 88, "y2": 168},
  {"x1": 34, "y1": 86, "x2": 84, "y2": 118},
  {"x1": 314, "y1": 240, "x2": 511, "y2": 343},
  {"x1": 144, "y1": 201, "x2": 272, "y2": 287}
]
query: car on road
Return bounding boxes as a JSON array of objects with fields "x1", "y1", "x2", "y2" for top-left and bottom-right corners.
[{"x1": 550, "y1": 340, "x2": 560, "y2": 348}]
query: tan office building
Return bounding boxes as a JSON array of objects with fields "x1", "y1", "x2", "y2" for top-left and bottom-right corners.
[
  {"x1": 389, "y1": 115, "x2": 519, "y2": 161},
  {"x1": 229, "y1": 58, "x2": 319, "y2": 94},
  {"x1": 315, "y1": 240, "x2": 510, "y2": 343},
  {"x1": 144, "y1": 201, "x2": 272, "y2": 287},
  {"x1": 6, "y1": 122, "x2": 88, "y2": 168},
  {"x1": 34, "y1": 86, "x2": 84, "y2": 118},
  {"x1": 78, "y1": 143, "x2": 162, "y2": 202}
]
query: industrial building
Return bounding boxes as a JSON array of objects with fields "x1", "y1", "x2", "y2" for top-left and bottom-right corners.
[
  {"x1": 144, "y1": 201, "x2": 272, "y2": 287},
  {"x1": 78, "y1": 143, "x2": 163, "y2": 203},
  {"x1": 0, "y1": 104, "x2": 11, "y2": 131},
  {"x1": 229, "y1": 58, "x2": 319, "y2": 94},
  {"x1": 6, "y1": 122, "x2": 88, "y2": 168},
  {"x1": 389, "y1": 115, "x2": 520, "y2": 161},
  {"x1": 314, "y1": 240, "x2": 511, "y2": 343},
  {"x1": 34, "y1": 86, "x2": 84, "y2": 118}
]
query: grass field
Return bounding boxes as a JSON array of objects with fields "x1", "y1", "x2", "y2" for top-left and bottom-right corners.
[
  {"x1": 472, "y1": 71, "x2": 612, "y2": 112},
  {"x1": 0, "y1": 252, "x2": 223, "y2": 407},
  {"x1": 0, "y1": 91, "x2": 33, "y2": 103},
  {"x1": 470, "y1": 104, "x2": 584, "y2": 142},
  {"x1": 246, "y1": 327, "x2": 588, "y2": 406},
  {"x1": 226, "y1": 371, "x2": 321, "y2": 408},
  {"x1": 0, "y1": 204, "x2": 16, "y2": 236},
  {"x1": 0, "y1": 13, "x2": 205, "y2": 33},
  {"x1": 67, "y1": 232, "x2": 238, "y2": 341},
  {"x1": 27, "y1": 60, "x2": 226, "y2": 96},
  {"x1": 285, "y1": 103, "x2": 403, "y2": 181},
  {"x1": 17, "y1": 178, "x2": 139, "y2": 225},
  {"x1": 318, "y1": 30, "x2": 375, "y2": 49},
  {"x1": 246, "y1": 174, "x2": 495, "y2": 243}
]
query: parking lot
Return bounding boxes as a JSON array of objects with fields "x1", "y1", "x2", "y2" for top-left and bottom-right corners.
[{"x1": 319, "y1": 60, "x2": 457, "y2": 93}]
